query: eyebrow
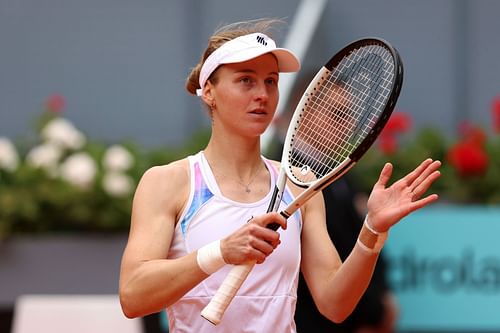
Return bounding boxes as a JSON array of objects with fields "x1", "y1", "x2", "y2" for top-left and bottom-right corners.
[{"x1": 234, "y1": 69, "x2": 279, "y2": 77}]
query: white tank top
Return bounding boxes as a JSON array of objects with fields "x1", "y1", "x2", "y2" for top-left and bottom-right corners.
[{"x1": 166, "y1": 151, "x2": 303, "y2": 333}]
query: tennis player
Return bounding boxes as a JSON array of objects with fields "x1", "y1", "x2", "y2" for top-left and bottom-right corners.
[{"x1": 119, "y1": 19, "x2": 441, "y2": 332}]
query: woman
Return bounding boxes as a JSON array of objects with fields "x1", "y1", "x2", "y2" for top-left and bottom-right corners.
[{"x1": 119, "y1": 19, "x2": 441, "y2": 333}]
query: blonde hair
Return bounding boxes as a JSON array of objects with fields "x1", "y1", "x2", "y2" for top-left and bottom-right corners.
[{"x1": 185, "y1": 18, "x2": 285, "y2": 95}]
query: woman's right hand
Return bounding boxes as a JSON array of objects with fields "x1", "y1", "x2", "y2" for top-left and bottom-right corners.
[{"x1": 220, "y1": 212, "x2": 287, "y2": 265}]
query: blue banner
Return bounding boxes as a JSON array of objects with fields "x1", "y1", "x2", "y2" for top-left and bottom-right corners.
[{"x1": 385, "y1": 205, "x2": 500, "y2": 331}]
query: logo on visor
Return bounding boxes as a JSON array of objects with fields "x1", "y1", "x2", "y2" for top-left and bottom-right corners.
[{"x1": 256, "y1": 35, "x2": 268, "y2": 46}]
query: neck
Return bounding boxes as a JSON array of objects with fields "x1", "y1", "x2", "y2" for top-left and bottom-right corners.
[
  {"x1": 203, "y1": 132, "x2": 269, "y2": 195},
  {"x1": 204, "y1": 131, "x2": 263, "y2": 175}
]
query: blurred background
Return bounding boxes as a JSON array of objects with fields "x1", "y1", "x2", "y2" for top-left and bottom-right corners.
[{"x1": 1, "y1": 0, "x2": 500, "y2": 332}]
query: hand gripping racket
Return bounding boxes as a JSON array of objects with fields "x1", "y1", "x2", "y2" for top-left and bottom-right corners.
[{"x1": 201, "y1": 37, "x2": 404, "y2": 325}]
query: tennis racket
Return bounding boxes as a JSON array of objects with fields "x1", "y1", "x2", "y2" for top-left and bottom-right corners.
[{"x1": 201, "y1": 37, "x2": 404, "y2": 325}]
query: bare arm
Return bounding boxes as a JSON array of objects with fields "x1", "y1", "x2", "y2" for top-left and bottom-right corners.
[
  {"x1": 119, "y1": 160, "x2": 287, "y2": 318},
  {"x1": 300, "y1": 189, "x2": 380, "y2": 323},
  {"x1": 119, "y1": 162, "x2": 206, "y2": 318},
  {"x1": 300, "y1": 159, "x2": 441, "y2": 323}
]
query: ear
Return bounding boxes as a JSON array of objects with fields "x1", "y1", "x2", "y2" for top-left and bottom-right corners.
[{"x1": 201, "y1": 81, "x2": 215, "y2": 108}]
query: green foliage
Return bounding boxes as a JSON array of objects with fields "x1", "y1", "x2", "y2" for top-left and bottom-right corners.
[
  {"x1": 0, "y1": 106, "x2": 210, "y2": 238},
  {"x1": 351, "y1": 128, "x2": 500, "y2": 205},
  {"x1": 3, "y1": 96, "x2": 499, "y2": 239}
]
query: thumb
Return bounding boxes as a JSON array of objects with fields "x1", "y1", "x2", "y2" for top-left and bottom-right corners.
[{"x1": 374, "y1": 163, "x2": 393, "y2": 189}]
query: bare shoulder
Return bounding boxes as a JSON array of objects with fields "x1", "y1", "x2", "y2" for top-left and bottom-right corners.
[
  {"x1": 140, "y1": 159, "x2": 190, "y2": 187},
  {"x1": 134, "y1": 158, "x2": 191, "y2": 218}
]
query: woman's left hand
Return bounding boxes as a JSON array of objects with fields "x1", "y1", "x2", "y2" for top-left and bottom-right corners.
[{"x1": 366, "y1": 158, "x2": 441, "y2": 232}]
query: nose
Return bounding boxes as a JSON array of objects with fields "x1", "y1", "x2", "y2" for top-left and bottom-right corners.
[{"x1": 254, "y1": 81, "x2": 269, "y2": 102}]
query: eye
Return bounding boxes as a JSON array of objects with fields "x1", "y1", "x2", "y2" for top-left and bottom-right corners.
[
  {"x1": 240, "y1": 77, "x2": 252, "y2": 84},
  {"x1": 266, "y1": 77, "x2": 278, "y2": 85}
]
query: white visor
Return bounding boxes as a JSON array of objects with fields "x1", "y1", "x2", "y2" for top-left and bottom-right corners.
[{"x1": 196, "y1": 33, "x2": 300, "y2": 96}]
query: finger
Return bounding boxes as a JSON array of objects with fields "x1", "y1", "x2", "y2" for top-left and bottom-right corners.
[
  {"x1": 404, "y1": 158, "x2": 434, "y2": 187},
  {"x1": 408, "y1": 160, "x2": 441, "y2": 196},
  {"x1": 251, "y1": 212, "x2": 278, "y2": 226},
  {"x1": 411, "y1": 169, "x2": 441, "y2": 199},
  {"x1": 252, "y1": 223, "x2": 281, "y2": 245},
  {"x1": 246, "y1": 219, "x2": 282, "y2": 245},
  {"x1": 250, "y1": 237, "x2": 276, "y2": 256},
  {"x1": 253, "y1": 251, "x2": 267, "y2": 264},
  {"x1": 409, "y1": 160, "x2": 441, "y2": 191},
  {"x1": 261, "y1": 212, "x2": 287, "y2": 230},
  {"x1": 407, "y1": 193, "x2": 439, "y2": 213},
  {"x1": 250, "y1": 236, "x2": 281, "y2": 264},
  {"x1": 374, "y1": 163, "x2": 394, "y2": 188}
]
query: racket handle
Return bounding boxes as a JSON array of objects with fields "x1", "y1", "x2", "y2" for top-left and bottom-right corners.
[{"x1": 201, "y1": 262, "x2": 255, "y2": 325}]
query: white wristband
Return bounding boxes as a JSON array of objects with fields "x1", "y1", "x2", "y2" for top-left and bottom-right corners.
[
  {"x1": 357, "y1": 217, "x2": 388, "y2": 254},
  {"x1": 196, "y1": 240, "x2": 226, "y2": 275}
]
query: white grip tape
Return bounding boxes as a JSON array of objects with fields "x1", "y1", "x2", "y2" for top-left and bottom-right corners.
[
  {"x1": 196, "y1": 240, "x2": 225, "y2": 275},
  {"x1": 201, "y1": 262, "x2": 254, "y2": 325}
]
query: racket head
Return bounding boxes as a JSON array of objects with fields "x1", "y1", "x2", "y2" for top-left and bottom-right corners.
[{"x1": 281, "y1": 37, "x2": 403, "y2": 187}]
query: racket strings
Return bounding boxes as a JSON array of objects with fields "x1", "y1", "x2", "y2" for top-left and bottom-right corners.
[{"x1": 289, "y1": 44, "x2": 395, "y2": 184}]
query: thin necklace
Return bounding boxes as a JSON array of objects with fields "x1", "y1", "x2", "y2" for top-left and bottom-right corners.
[
  {"x1": 211, "y1": 163, "x2": 263, "y2": 194},
  {"x1": 235, "y1": 167, "x2": 261, "y2": 193}
]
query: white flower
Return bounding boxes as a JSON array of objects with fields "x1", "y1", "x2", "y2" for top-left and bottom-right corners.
[
  {"x1": 41, "y1": 117, "x2": 86, "y2": 150},
  {"x1": 102, "y1": 171, "x2": 134, "y2": 197},
  {"x1": 59, "y1": 152, "x2": 97, "y2": 189},
  {"x1": 102, "y1": 145, "x2": 134, "y2": 171},
  {"x1": 0, "y1": 137, "x2": 20, "y2": 172},
  {"x1": 26, "y1": 143, "x2": 63, "y2": 175}
]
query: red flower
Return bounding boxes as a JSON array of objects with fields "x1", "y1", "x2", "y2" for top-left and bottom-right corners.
[
  {"x1": 492, "y1": 95, "x2": 500, "y2": 133},
  {"x1": 377, "y1": 111, "x2": 412, "y2": 154},
  {"x1": 45, "y1": 94, "x2": 65, "y2": 114},
  {"x1": 458, "y1": 121, "x2": 487, "y2": 146},
  {"x1": 378, "y1": 135, "x2": 397, "y2": 154},
  {"x1": 382, "y1": 112, "x2": 412, "y2": 136},
  {"x1": 447, "y1": 141, "x2": 489, "y2": 177}
]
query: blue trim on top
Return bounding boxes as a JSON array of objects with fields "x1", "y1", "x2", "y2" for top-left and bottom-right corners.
[{"x1": 179, "y1": 162, "x2": 214, "y2": 235}]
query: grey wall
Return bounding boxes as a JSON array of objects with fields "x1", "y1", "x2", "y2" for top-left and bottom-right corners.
[
  {"x1": 302, "y1": 0, "x2": 500, "y2": 133},
  {"x1": 0, "y1": 0, "x2": 299, "y2": 147},
  {"x1": 0, "y1": 235, "x2": 127, "y2": 306},
  {"x1": 1, "y1": 0, "x2": 499, "y2": 148}
]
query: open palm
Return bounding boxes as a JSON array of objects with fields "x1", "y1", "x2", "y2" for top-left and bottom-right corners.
[{"x1": 366, "y1": 158, "x2": 441, "y2": 232}]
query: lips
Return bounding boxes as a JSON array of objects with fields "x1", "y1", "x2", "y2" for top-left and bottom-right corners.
[{"x1": 249, "y1": 108, "x2": 267, "y2": 115}]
